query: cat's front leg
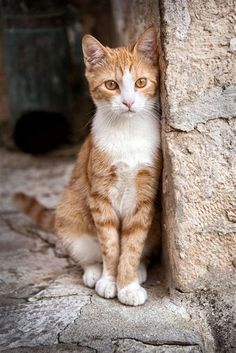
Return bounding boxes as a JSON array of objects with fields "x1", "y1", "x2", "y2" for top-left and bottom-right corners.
[
  {"x1": 117, "y1": 222, "x2": 150, "y2": 306},
  {"x1": 117, "y1": 168, "x2": 157, "y2": 306},
  {"x1": 90, "y1": 192, "x2": 120, "y2": 299}
]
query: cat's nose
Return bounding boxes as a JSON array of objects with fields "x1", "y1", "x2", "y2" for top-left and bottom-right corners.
[{"x1": 122, "y1": 100, "x2": 134, "y2": 110}]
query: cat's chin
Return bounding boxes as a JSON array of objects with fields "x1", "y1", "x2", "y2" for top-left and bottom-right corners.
[{"x1": 119, "y1": 110, "x2": 136, "y2": 117}]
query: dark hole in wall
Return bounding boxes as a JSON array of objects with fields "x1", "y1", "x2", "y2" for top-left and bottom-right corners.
[{"x1": 14, "y1": 111, "x2": 70, "y2": 154}]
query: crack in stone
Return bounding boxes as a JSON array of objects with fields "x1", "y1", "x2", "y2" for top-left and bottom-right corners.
[
  {"x1": 1, "y1": 217, "x2": 48, "y2": 244},
  {"x1": 57, "y1": 293, "x2": 93, "y2": 344},
  {"x1": 168, "y1": 115, "x2": 234, "y2": 133},
  {"x1": 1, "y1": 216, "x2": 70, "y2": 262},
  {"x1": 76, "y1": 343, "x2": 98, "y2": 353},
  {"x1": 113, "y1": 337, "x2": 200, "y2": 348},
  {"x1": 28, "y1": 292, "x2": 89, "y2": 302}
]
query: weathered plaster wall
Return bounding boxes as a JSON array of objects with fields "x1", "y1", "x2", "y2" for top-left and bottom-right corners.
[
  {"x1": 111, "y1": 0, "x2": 236, "y2": 292},
  {"x1": 161, "y1": 0, "x2": 236, "y2": 292}
]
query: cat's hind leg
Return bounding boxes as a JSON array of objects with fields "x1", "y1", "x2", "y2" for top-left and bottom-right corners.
[
  {"x1": 83, "y1": 263, "x2": 102, "y2": 288},
  {"x1": 63, "y1": 234, "x2": 102, "y2": 288}
]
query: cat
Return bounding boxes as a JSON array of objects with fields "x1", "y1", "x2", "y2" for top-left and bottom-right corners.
[{"x1": 14, "y1": 26, "x2": 162, "y2": 306}]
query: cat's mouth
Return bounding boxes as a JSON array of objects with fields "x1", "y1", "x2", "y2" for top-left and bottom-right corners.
[{"x1": 121, "y1": 109, "x2": 136, "y2": 115}]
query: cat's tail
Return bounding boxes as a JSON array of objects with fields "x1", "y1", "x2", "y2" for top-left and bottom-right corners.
[{"x1": 13, "y1": 192, "x2": 55, "y2": 233}]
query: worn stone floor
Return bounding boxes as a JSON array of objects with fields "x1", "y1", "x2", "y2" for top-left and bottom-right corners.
[{"x1": 0, "y1": 125, "x2": 234, "y2": 353}]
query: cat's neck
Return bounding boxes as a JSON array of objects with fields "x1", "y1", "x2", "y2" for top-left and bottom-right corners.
[{"x1": 92, "y1": 107, "x2": 161, "y2": 168}]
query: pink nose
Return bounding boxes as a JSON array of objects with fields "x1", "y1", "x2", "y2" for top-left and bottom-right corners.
[{"x1": 122, "y1": 100, "x2": 134, "y2": 110}]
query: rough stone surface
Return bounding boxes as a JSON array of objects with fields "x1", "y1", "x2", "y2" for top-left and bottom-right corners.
[
  {"x1": 1, "y1": 345, "x2": 94, "y2": 353},
  {"x1": 161, "y1": 0, "x2": 236, "y2": 131},
  {"x1": 59, "y1": 286, "x2": 209, "y2": 352},
  {"x1": 0, "y1": 296, "x2": 91, "y2": 350},
  {"x1": 230, "y1": 37, "x2": 236, "y2": 52},
  {"x1": 160, "y1": 0, "x2": 236, "y2": 292},
  {"x1": 162, "y1": 118, "x2": 236, "y2": 291},
  {"x1": 114, "y1": 339, "x2": 201, "y2": 353},
  {"x1": 191, "y1": 287, "x2": 236, "y2": 353},
  {"x1": 0, "y1": 132, "x2": 74, "y2": 213}
]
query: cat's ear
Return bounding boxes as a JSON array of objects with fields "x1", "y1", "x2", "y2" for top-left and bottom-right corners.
[
  {"x1": 82, "y1": 35, "x2": 107, "y2": 69},
  {"x1": 133, "y1": 26, "x2": 157, "y2": 64}
]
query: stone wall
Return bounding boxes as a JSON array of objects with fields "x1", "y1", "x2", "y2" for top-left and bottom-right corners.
[{"x1": 111, "y1": 0, "x2": 236, "y2": 292}]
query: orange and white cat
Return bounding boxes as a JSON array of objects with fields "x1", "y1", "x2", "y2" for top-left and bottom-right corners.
[{"x1": 14, "y1": 26, "x2": 162, "y2": 306}]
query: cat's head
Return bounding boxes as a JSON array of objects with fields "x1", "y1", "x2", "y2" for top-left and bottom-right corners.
[{"x1": 82, "y1": 27, "x2": 159, "y2": 118}]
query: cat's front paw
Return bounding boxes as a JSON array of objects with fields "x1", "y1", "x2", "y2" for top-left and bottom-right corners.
[
  {"x1": 83, "y1": 264, "x2": 102, "y2": 288},
  {"x1": 118, "y1": 282, "x2": 147, "y2": 306},
  {"x1": 95, "y1": 277, "x2": 117, "y2": 298}
]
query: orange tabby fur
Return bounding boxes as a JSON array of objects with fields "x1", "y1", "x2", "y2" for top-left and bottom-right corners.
[{"x1": 14, "y1": 27, "x2": 162, "y2": 306}]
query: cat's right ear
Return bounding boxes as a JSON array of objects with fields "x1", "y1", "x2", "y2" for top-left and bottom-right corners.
[{"x1": 82, "y1": 35, "x2": 107, "y2": 69}]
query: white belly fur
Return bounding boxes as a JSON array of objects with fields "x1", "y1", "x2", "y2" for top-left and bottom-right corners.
[
  {"x1": 92, "y1": 110, "x2": 161, "y2": 217},
  {"x1": 109, "y1": 162, "x2": 137, "y2": 217}
]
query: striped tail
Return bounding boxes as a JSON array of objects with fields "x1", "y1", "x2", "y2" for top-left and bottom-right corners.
[{"x1": 13, "y1": 192, "x2": 55, "y2": 233}]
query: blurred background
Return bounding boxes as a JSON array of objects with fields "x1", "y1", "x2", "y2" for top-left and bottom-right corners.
[{"x1": 0, "y1": 0, "x2": 118, "y2": 154}]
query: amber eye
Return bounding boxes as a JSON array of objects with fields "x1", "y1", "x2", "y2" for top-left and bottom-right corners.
[
  {"x1": 105, "y1": 80, "x2": 118, "y2": 90},
  {"x1": 135, "y1": 78, "x2": 147, "y2": 88}
]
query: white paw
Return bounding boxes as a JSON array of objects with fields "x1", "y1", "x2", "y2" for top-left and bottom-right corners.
[
  {"x1": 118, "y1": 282, "x2": 147, "y2": 306},
  {"x1": 83, "y1": 264, "x2": 102, "y2": 288},
  {"x1": 138, "y1": 262, "x2": 147, "y2": 284},
  {"x1": 95, "y1": 277, "x2": 117, "y2": 298}
]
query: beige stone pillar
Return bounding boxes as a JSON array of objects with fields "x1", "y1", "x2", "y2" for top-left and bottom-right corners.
[{"x1": 161, "y1": 0, "x2": 236, "y2": 291}]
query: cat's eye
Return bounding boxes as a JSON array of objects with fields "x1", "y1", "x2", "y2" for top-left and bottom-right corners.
[
  {"x1": 105, "y1": 80, "x2": 118, "y2": 90},
  {"x1": 135, "y1": 78, "x2": 147, "y2": 88}
]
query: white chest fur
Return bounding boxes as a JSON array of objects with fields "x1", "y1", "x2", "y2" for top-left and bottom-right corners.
[
  {"x1": 92, "y1": 111, "x2": 160, "y2": 167},
  {"x1": 92, "y1": 111, "x2": 161, "y2": 216},
  {"x1": 109, "y1": 162, "x2": 137, "y2": 216}
]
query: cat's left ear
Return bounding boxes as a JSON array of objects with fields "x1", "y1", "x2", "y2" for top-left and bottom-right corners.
[{"x1": 133, "y1": 26, "x2": 157, "y2": 64}]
